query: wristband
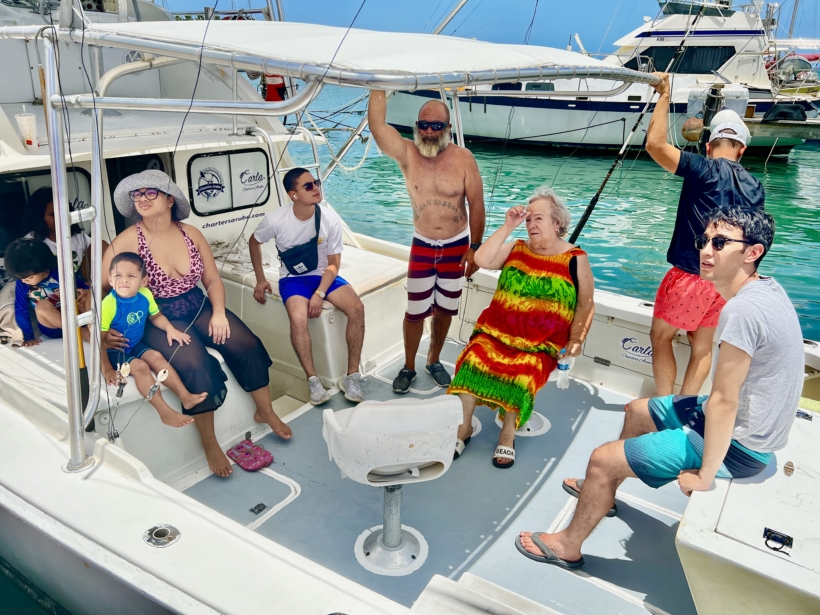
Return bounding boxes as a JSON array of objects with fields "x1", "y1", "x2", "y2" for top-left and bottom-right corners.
[
  {"x1": 315, "y1": 290, "x2": 326, "y2": 299},
  {"x1": 469, "y1": 242, "x2": 482, "y2": 251}
]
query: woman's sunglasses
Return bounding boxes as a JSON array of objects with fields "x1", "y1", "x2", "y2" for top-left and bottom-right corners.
[
  {"x1": 694, "y1": 235, "x2": 754, "y2": 251},
  {"x1": 301, "y1": 178, "x2": 322, "y2": 191},
  {"x1": 129, "y1": 188, "x2": 161, "y2": 202},
  {"x1": 416, "y1": 121, "x2": 447, "y2": 132}
]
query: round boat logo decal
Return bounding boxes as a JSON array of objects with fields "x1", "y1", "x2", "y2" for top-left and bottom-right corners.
[{"x1": 196, "y1": 167, "x2": 225, "y2": 201}]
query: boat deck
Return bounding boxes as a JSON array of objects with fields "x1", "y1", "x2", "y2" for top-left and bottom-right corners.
[{"x1": 182, "y1": 340, "x2": 695, "y2": 614}]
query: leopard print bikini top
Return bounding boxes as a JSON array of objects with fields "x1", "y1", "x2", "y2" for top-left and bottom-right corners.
[{"x1": 136, "y1": 222, "x2": 204, "y2": 299}]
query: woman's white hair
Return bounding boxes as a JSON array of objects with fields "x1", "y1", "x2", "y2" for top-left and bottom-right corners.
[{"x1": 527, "y1": 187, "x2": 571, "y2": 238}]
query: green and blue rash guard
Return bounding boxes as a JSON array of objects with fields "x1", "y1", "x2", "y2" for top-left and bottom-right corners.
[{"x1": 100, "y1": 288, "x2": 159, "y2": 354}]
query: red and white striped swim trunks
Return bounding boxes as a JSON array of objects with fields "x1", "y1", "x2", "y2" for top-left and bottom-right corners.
[{"x1": 405, "y1": 228, "x2": 470, "y2": 322}]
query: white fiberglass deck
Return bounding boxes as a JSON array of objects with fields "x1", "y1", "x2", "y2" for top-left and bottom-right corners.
[{"x1": 182, "y1": 340, "x2": 695, "y2": 614}]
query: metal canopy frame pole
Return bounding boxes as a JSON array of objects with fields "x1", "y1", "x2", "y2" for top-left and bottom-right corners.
[
  {"x1": 44, "y1": 36, "x2": 94, "y2": 473},
  {"x1": 320, "y1": 112, "x2": 369, "y2": 183},
  {"x1": 451, "y1": 91, "x2": 465, "y2": 146},
  {"x1": 432, "y1": 0, "x2": 469, "y2": 35}
]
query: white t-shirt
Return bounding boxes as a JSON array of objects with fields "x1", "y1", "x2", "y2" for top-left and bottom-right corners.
[
  {"x1": 252, "y1": 203, "x2": 344, "y2": 278},
  {"x1": 26, "y1": 232, "x2": 90, "y2": 273},
  {"x1": 712, "y1": 277, "x2": 804, "y2": 452}
]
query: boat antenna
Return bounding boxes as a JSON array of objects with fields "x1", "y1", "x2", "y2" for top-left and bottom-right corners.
[{"x1": 568, "y1": 4, "x2": 705, "y2": 244}]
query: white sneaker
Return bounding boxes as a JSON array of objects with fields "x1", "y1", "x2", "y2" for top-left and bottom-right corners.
[
  {"x1": 308, "y1": 376, "x2": 331, "y2": 405},
  {"x1": 338, "y1": 372, "x2": 364, "y2": 403}
]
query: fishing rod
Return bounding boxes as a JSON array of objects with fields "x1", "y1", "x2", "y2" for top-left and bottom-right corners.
[{"x1": 568, "y1": 6, "x2": 705, "y2": 244}]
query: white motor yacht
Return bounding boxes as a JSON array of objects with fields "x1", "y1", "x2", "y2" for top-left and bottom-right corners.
[{"x1": 0, "y1": 6, "x2": 818, "y2": 615}]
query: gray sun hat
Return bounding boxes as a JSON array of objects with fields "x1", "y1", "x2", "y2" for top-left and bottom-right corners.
[{"x1": 113, "y1": 169, "x2": 191, "y2": 221}]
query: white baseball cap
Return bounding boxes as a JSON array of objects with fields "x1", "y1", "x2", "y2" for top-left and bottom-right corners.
[{"x1": 709, "y1": 109, "x2": 750, "y2": 146}]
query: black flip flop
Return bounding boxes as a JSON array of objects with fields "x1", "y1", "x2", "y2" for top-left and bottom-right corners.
[
  {"x1": 515, "y1": 534, "x2": 584, "y2": 569},
  {"x1": 562, "y1": 479, "x2": 618, "y2": 517},
  {"x1": 453, "y1": 436, "x2": 471, "y2": 460}
]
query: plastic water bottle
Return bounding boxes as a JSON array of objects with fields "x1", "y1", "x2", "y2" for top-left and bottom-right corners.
[{"x1": 556, "y1": 350, "x2": 572, "y2": 390}]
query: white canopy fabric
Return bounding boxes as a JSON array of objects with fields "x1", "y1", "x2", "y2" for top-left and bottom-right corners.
[{"x1": 81, "y1": 21, "x2": 658, "y2": 90}]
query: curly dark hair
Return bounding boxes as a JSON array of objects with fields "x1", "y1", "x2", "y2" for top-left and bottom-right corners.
[{"x1": 4, "y1": 238, "x2": 57, "y2": 279}]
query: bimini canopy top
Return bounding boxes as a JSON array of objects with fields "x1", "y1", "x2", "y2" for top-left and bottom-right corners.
[{"x1": 56, "y1": 20, "x2": 659, "y2": 90}]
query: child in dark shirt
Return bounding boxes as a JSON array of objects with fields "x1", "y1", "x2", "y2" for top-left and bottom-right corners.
[
  {"x1": 4, "y1": 238, "x2": 89, "y2": 347},
  {"x1": 101, "y1": 252, "x2": 206, "y2": 427}
]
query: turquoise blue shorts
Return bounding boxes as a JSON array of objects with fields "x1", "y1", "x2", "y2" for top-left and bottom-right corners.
[{"x1": 623, "y1": 395, "x2": 772, "y2": 489}]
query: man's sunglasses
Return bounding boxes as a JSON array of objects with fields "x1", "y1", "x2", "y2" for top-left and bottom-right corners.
[
  {"x1": 301, "y1": 178, "x2": 321, "y2": 191},
  {"x1": 129, "y1": 188, "x2": 162, "y2": 202},
  {"x1": 416, "y1": 120, "x2": 447, "y2": 132},
  {"x1": 694, "y1": 235, "x2": 754, "y2": 251}
]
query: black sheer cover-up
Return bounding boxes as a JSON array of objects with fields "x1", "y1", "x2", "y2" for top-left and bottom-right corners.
[{"x1": 140, "y1": 287, "x2": 272, "y2": 416}]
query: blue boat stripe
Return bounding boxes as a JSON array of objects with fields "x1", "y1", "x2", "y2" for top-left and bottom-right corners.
[{"x1": 635, "y1": 29, "x2": 765, "y2": 37}]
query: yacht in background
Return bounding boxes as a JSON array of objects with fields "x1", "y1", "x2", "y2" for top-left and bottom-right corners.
[{"x1": 387, "y1": 0, "x2": 820, "y2": 155}]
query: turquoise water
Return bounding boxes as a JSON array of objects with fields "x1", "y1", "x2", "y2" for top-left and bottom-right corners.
[{"x1": 298, "y1": 86, "x2": 820, "y2": 340}]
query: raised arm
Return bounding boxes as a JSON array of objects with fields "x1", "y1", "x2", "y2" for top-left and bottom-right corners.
[
  {"x1": 645, "y1": 72, "x2": 681, "y2": 173},
  {"x1": 474, "y1": 206, "x2": 525, "y2": 270},
  {"x1": 368, "y1": 90, "x2": 408, "y2": 165},
  {"x1": 564, "y1": 254, "x2": 595, "y2": 358},
  {"x1": 678, "y1": 341, "x2": 751, "y2": 496}
]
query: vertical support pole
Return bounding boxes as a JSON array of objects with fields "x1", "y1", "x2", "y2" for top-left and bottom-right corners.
[
  {"x1": 231, "y1": 63, "x2": 239, "y2": 136},
  {"x1": 382, "y1": 485, "x2": 403, "y2": 549},
  {"x1": 451, "y1": 91, "x2": 465, "y2": 147},
  {"x1": 89, "y1": 45, "x2": 104, "y2": 89},
  {"x1": 44, "y1": 36, "x2": 93, "y2": 473}
]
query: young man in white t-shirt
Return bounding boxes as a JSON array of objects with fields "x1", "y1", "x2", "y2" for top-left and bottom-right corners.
[
  {"x1": 515, "y1": 206, "x2": 804, "y2": 570},
  {"x1": 249, "y1": 168, "x2": 365, "y2": 405}
]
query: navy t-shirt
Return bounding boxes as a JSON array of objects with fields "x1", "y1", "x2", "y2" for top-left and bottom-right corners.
[{"x1": 668, "y1": 151, "x2": 765, "y2": 274}]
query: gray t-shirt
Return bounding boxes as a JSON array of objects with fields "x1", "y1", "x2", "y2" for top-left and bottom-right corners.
[{"x1": 713, "y1": 277, "x2": 803, "y2": 452}]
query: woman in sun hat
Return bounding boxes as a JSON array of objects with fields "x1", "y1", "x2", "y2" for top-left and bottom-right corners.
[{"x1": 102, "y1": 169, "x2": 292, "y2": 478}]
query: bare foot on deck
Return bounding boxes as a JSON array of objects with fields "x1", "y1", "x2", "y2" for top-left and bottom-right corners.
[
  {"x1": 180, "y1": 391, "x2": 208, "y2": 411},
  {"x1": 204, "y1": 442, "x2": 233, "y2": 477},
  {"x1": 254, "y1": 408, "x2": 293, "y2": 440},
  {"x1": 157, "y1": 408, "x2": 195, "y2": 428}
]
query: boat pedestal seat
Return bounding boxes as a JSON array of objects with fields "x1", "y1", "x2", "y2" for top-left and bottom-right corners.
[
  {"x1": 322, "y1": 397, "x2": 463, "y2": 576},
  {"x1": 218, "y1": 243, "x2": 408, "y2": 403}
]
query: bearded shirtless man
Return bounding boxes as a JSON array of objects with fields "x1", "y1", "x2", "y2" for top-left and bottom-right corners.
[{"x1": 369, "y1": 91, "x2": 486, "y2": 393}]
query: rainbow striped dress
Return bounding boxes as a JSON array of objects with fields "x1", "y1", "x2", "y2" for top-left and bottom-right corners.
[{"x1": 448, "y1": 240, "x2": 585, "y2": 427}]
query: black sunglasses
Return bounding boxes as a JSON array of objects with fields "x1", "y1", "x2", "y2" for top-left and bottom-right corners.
[
  {"x1": 694, "y1": 235, "x2": 754, "y2": 251},
  {"x1": 301, "y1": 178, "x2": 321, "y2": 191},
  {"x1": 416, "y1": 120, "x2": 447, "y2": 132},
  {"x1": 129, "y1": 188, "x2": 161, "y2": 202}
]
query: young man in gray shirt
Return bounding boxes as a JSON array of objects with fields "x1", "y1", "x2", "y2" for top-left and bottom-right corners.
[{"x1": 516, "y1": 206, "x2": 804, "y2": 569}]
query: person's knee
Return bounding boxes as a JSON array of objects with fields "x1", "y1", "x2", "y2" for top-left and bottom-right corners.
[
  {"x1": 288, "y1": 309, "x2": 309, "y2": 331},
  {"x1": 650, "y1": 321, "x2": 676, "y2": 345},
  {"x1": 129, "y1": 359, "x2": 150, "y2": 377},
  {"x1": 347, "y1": 298, "x2": 365, "y2": 323},
  {"x1": 588, "y1": 443, "x2": 621, "y2": 477},
  {"x1": 625, "y1": 398, "x2": 650, "y2": 416}
]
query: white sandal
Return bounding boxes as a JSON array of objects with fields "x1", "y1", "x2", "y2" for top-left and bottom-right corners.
[
  {"x1": 492, "y1": 441, "x2": 515, "y2": 469},
  {"x1": 453, "y1": 436, "x2": 471, "y2": 460}
]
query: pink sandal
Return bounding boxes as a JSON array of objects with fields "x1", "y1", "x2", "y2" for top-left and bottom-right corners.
[{"x1": 226, "y1": 439, "x2": 273, "y2": 471}]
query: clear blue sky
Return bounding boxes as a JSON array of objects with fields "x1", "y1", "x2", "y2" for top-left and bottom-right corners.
[{"x1": 169, "y1": 0, "x2": 819, "y2": 52}]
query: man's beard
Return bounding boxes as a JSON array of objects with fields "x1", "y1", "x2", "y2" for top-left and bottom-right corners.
[{"x1": 413, "y1": 125, "x2": 451, "y2": 158}]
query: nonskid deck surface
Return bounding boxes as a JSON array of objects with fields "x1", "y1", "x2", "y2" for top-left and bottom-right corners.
[{"x1": 184, "y1": 341, "x2": 695, "y2": 613}]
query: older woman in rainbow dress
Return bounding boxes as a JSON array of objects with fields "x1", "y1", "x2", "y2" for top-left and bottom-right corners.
[{"x1": 448, "y1": 188, "x2": 595, "y2": 468}]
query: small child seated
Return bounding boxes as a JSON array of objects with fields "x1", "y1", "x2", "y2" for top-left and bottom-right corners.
[
  {"x1": 101, "y1": 252, "x2": 207, "y2": 428},
  {"x1": 5, "y1": 238, "x2": 90, "y2": 348}
]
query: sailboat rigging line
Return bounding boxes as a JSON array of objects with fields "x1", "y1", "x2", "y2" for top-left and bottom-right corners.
[
  {"x1": 523, "y1": 0, "x2": 539, "y2": 45},
  {"x1": 112, "y1": 0, "x2": 370, "y2": 437},
  {"x1": 567, "y1": 5, "x2": 705, "y2": 244}
]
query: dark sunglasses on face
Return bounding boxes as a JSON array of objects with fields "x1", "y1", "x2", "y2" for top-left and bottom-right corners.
[
  {"x1": 416, "y1": 120, "x2": 447, "y2": 132},
  {"x1": 694, "y1": 235, "x2": 754, "y2": 251},
  {"x1": 129, "y1": 188, "x2": 161, "y2": 202},
  {"x1": 301, "y1": 178, "x2": 321, "y2": 191}
]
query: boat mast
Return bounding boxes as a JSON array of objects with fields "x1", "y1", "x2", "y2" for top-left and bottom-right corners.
[
  {"x1": 432, "y1": 0, "x2": 470, "y2": 35},
  {"x1": 787, "y1": 0, "x2": 800, "y2": 40}
]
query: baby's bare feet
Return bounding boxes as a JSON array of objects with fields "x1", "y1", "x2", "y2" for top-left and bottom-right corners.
[
  {"x1": 158, "y1": 408, "x2": 195, "y2": 428},
  {"x1": 181, "y1": 391, "x2": 208, "y2": 410}
]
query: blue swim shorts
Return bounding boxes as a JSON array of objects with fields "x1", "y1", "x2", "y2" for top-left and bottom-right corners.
[
  {"x1": 278, "y1": 274, "x2": 349, "y2": 305},
  {"x1": 623, "y1": 395, "x2": 773, "y2": 489},
  {"x1": 106, "y1": 340, "x2": 152, "y2": 368}
]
